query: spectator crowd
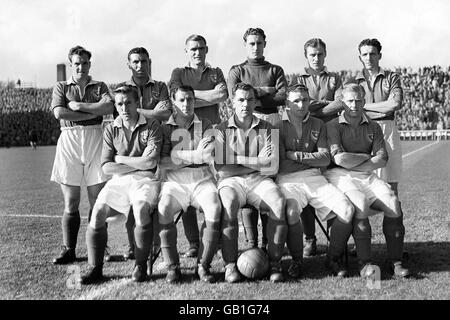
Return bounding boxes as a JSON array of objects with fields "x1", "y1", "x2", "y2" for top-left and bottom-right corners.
[{"x1": 1, "y1": 65, "x2": 449, "y2": 147}]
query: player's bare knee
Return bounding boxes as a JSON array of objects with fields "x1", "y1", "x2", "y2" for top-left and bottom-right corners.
[
  {"x1": 89, "y1": 204, "x2": 108, "y2": 229},
  {"x1": 382, "y1": 194, "x2": 401, "y2": 218},
  {"x1": 219, "y1": 188, "x2": 239, "y2": 214},
  {"x1": 132, "y1": 201, "x2": 151, "y2": 226},
  {"x1": 285, "y1": 200, "x2": 300, "y2": 225},
  {"x1": 265, "y1": 195, "x2": 285, "y2": 221},
  {"x1": 334, "y1": 200, "x2": 354, "y2": 224}
]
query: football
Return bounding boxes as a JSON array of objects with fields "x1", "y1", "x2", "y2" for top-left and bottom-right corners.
[{"x1": 237, "y1": 248, "x2": 270, "y2": 280}]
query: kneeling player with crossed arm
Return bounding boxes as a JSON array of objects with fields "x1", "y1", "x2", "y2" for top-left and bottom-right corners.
[
  {"x1": 325, "y1": 83, "x2": 410, "y2": 278},
  {"x1": 79, "y1": 85, "x2": 162, "y2": 284},
  {"x1": 158, "y1": 85, "x2": 222, "y2": 284},
  {"x1": 215, "y1": 83, "x2": 287, "y2": 283},
  {"x1": 275, "y1": 84, "x2": 355, "y2": 278}
]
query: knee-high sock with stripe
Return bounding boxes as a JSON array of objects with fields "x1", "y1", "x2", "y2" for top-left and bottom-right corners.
[
  {"x1": 86, "y1": 225, "x2": 107, "y2": 267},
  {"x1": 352, "y1": 218, "x2": 372, "y2": 263},
  {"x1": 266, "y1": 218, "x2": 288, "y2": 262},
  {"x1": 62, "y1": 210, "x2": 80, "y2": 250},
  {"x1": 159, "y1": 222, "x2": 179, "y2": 267}
]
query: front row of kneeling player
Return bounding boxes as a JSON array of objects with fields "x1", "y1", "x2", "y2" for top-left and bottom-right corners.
[{"x1": 78, "y1": 82, "x2": 409, "y2": 285}]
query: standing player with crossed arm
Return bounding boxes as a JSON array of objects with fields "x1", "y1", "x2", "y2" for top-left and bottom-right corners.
[
  {"x1": 325, "y1": 83, "x2": 409, "y2": 278},
  {"x1": 228, "y1": 28, "x2": 287, "y2": 251},
  {"x1": 289, "y1": 38, "x2": 346, "y2": 257},
  {"x1": 51, "y1": 46, "x2": 113, "y2": 265},
  {"x1": 168, "y1": 35, "x2": 228, "y2": 258}
]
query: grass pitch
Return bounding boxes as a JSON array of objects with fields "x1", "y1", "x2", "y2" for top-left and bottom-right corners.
[{"x1": 0, "y1": 142, "x2": 449, "y2": 301}]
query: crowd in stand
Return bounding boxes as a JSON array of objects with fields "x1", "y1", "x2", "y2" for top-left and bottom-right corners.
[{"x1": 1, "y1": 65, "x2": 449, "y2": 147}]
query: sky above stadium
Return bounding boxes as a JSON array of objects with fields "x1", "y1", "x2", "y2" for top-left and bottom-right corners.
[{"x1": 1, "y1": 0, "x2": 449, "y2": 88}]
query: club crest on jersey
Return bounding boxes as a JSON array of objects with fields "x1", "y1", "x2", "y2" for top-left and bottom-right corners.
[
  {"x1": 152, "y1": 90, "x2": 160, "y2": 100},
  {"x1": 368, "y1": 133, "x2": 374, "y2": 141},
  {"x1": 210, "y1": 73, "x2": 218, "y2": 83},
  {"x1": 311, "y1": 130, "x2": 319, "y2": 141},
  {"x1": 140, "y1": 129, "x2": 149, "y2": 144}
]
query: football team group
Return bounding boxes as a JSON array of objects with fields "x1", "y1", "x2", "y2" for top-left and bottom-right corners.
[{"x1": 49, "y1": 27, "x2": 410, "y2": 285}]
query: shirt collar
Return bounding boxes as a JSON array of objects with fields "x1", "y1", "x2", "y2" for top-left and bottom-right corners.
[
  {"x1": 113, "y1": 113, "x2": 147, "y2": 128},
  {"x1": 166, "y1": 113, "x2": 201, "y2": 129},
  {"x1": 300, "y1": 66, "x2": 328, "y2": 77},
  {"x1": 282, "y1": 110, "x2": 310, "y2": 123},
  {"x1": 355, "y1": 67, "x2": 386, "y2": 81},
  {"x1": 227, "y1": 114, "x2": 260, "y2": 129},
  {"x1": 184, "y1": 61, "x2": 211, "y2": 69},
  {"x1": 67, "y1": 76, "x2": 98, "y2": 86},
  {"x1": 339, "y1": 111, "x2": 370, "y2": 124}
]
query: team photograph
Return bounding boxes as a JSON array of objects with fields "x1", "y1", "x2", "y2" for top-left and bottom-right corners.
[{"x1": 0, "y1": 0, "x2": 449, "y2": 312}]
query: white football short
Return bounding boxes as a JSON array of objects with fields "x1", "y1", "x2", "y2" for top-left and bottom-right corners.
[
  {"x1": 375, "y1": 120, "x2": 402, "y2": 183},
  {"x1": 277, "y1": 168, "x2": 352, "y2": 221},
  {"x1": 160, "y1": 167, "x2": 217, "y2": 212},
  {"x1": 51, "y1": 125, "x2": 108, "y2": 186},
  {"x1": 218, "y1": 173, "x2": 279, "y2": 210},
  {"x1": 324, "y1": 167, "x2": 394, "y2": 205},
  {"x1": 95, "y1": 173, "x2": 160, "y2": 215}
]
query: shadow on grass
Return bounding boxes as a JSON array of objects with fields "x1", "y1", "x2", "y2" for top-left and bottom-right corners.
[{"x1": 280, "y1": 241, "x2": 450, "y2": 281}]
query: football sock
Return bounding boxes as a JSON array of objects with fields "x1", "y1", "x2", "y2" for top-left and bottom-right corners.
[
  {"x1": 86, "y1": 225, "x2": 107, "y2": 267},
  {"x1": 266, "y1": 218, "x2": 288, "y2": 262},
  {"x1": 352, "y1": 218, "x2": 372, "y2": 263},
  {"x1": 198, "y1": 221, "x2": 220, "y2": 268},
  {"x1": 328, "y1": 217, "x2": 353, "y2": 258},
  {"x1": 383, "y1": 215, "x2": 405, "y2": 262},
  {"x1": 221, "y1": 219, "x2": 238, "y2": 264},
  {"x1": 125, "y1": 212, "x2": 135, "y2": 251},
  {"x1": 182, "y1": 206, "x2": 200, "y2": 248},
  {"x1": 260, "y1": 211, "x2": 268, "y2": 248},
  {"x1": 62, "y1": 210, "x2": 80, "y2": 250},
  {"x1": 286, "y1": 221, "x2": 303, "y2": 262},
  {"x1": 152, "y1": 211, "x2": 160, "y2": 250},
  {"x1": 301, "y1": 205, "x2": 316, "y2": 240},
  {"x1": 159, "y1": 222, "x2": 179, "y2": 266},
  {"x1": 134, "y1": 223, "x2": 153, "y2": 265},
  {"x1": 240, "y1": 206, "x2": 258, "y2": 247}
]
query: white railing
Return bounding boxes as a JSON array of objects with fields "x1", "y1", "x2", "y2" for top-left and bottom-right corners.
[{"x1": 400, "y1": 130, "x2": 450, "y2": 141}]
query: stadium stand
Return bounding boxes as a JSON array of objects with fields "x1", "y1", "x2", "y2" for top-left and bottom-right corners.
[{"x1": 1, "y1": 65, "x2": 449, "y2": 147}]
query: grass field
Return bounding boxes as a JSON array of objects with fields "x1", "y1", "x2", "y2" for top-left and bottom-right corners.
[{"x1": 0, "y1": 141, "x2": 449, "y2": 302}]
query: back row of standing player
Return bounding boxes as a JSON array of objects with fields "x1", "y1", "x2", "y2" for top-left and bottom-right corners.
[{"x1": 50, "y1": 27, "x2": 409, "y2": 284}]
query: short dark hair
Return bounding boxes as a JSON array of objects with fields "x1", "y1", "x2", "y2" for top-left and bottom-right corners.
[
  {"x1": 304, "y1": 38, "x2": 326, "y2": 57},
  {"x1": 243, "y1": 28, "x2": 266, "y2": 42},
  {"x1": 358, "y1": 38, "x2": 382, "y2": 54},
  {"x1": 185, "y1": 34, "x2": 207, "y2": 45},
  {"x1": 171, "y1": 85, "x2": 195, "y2": 100},
  {"x1": 68, "y1": 46, "x2": 91, "y2": 62},
  {"x1": 113, "y1": 85, "x2": 139, "y2": 103},
  {"x1": 233, "y1": 82, "x2": 258, "y2": 98},
  {"x1": 127, "y1": 47, "x2": 150, "y2": 61},
  {"x1": 287, "y1": 84, "x2": 309, "y2": 95}
]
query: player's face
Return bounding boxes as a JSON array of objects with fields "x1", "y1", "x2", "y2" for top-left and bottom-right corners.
[
  {"x1": 342, "y1": 90, "x2": 365, "y2": 118},
  {"x1": 287, "y1": 91, "x2": 310, "y2": 118},
  {"x1": 185, "y1": 40, "x2": 208, "y2": 67},
  {"x1": 115, "y1": 93, "x2": 139, "y2": 122},
  {"x1": 172, "y1": 90, "x2": 195, "y2": 117},
  {"x1": 69, "y1": 54, "x2": 91, "y2": 81},
  {"x1": 233, "y1": 89, "x2": 256, "y2": 120},
  {"x1": 128, "y1": 53, "x2": 151, "y2": 79},
  {"x1": 305, "y1": 46, "x2": 326, "y2": 72},
  {"x1": 359, "y1": 45, "x2": 381, "y2": 71},
  {"x1": 244, "y1": 35, "x2": 266, "y2": 60}
]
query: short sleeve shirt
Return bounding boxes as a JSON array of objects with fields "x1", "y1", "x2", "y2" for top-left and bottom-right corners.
[
  {"x1": 101, "y1": 114, "x2": 162, "y2": 177},
  {"x1": 119, "y1": 77, "x2": 171, "y2": 112},
  {"x1": 51, "y1": 76, "x2": 113, "y2": 127}
]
